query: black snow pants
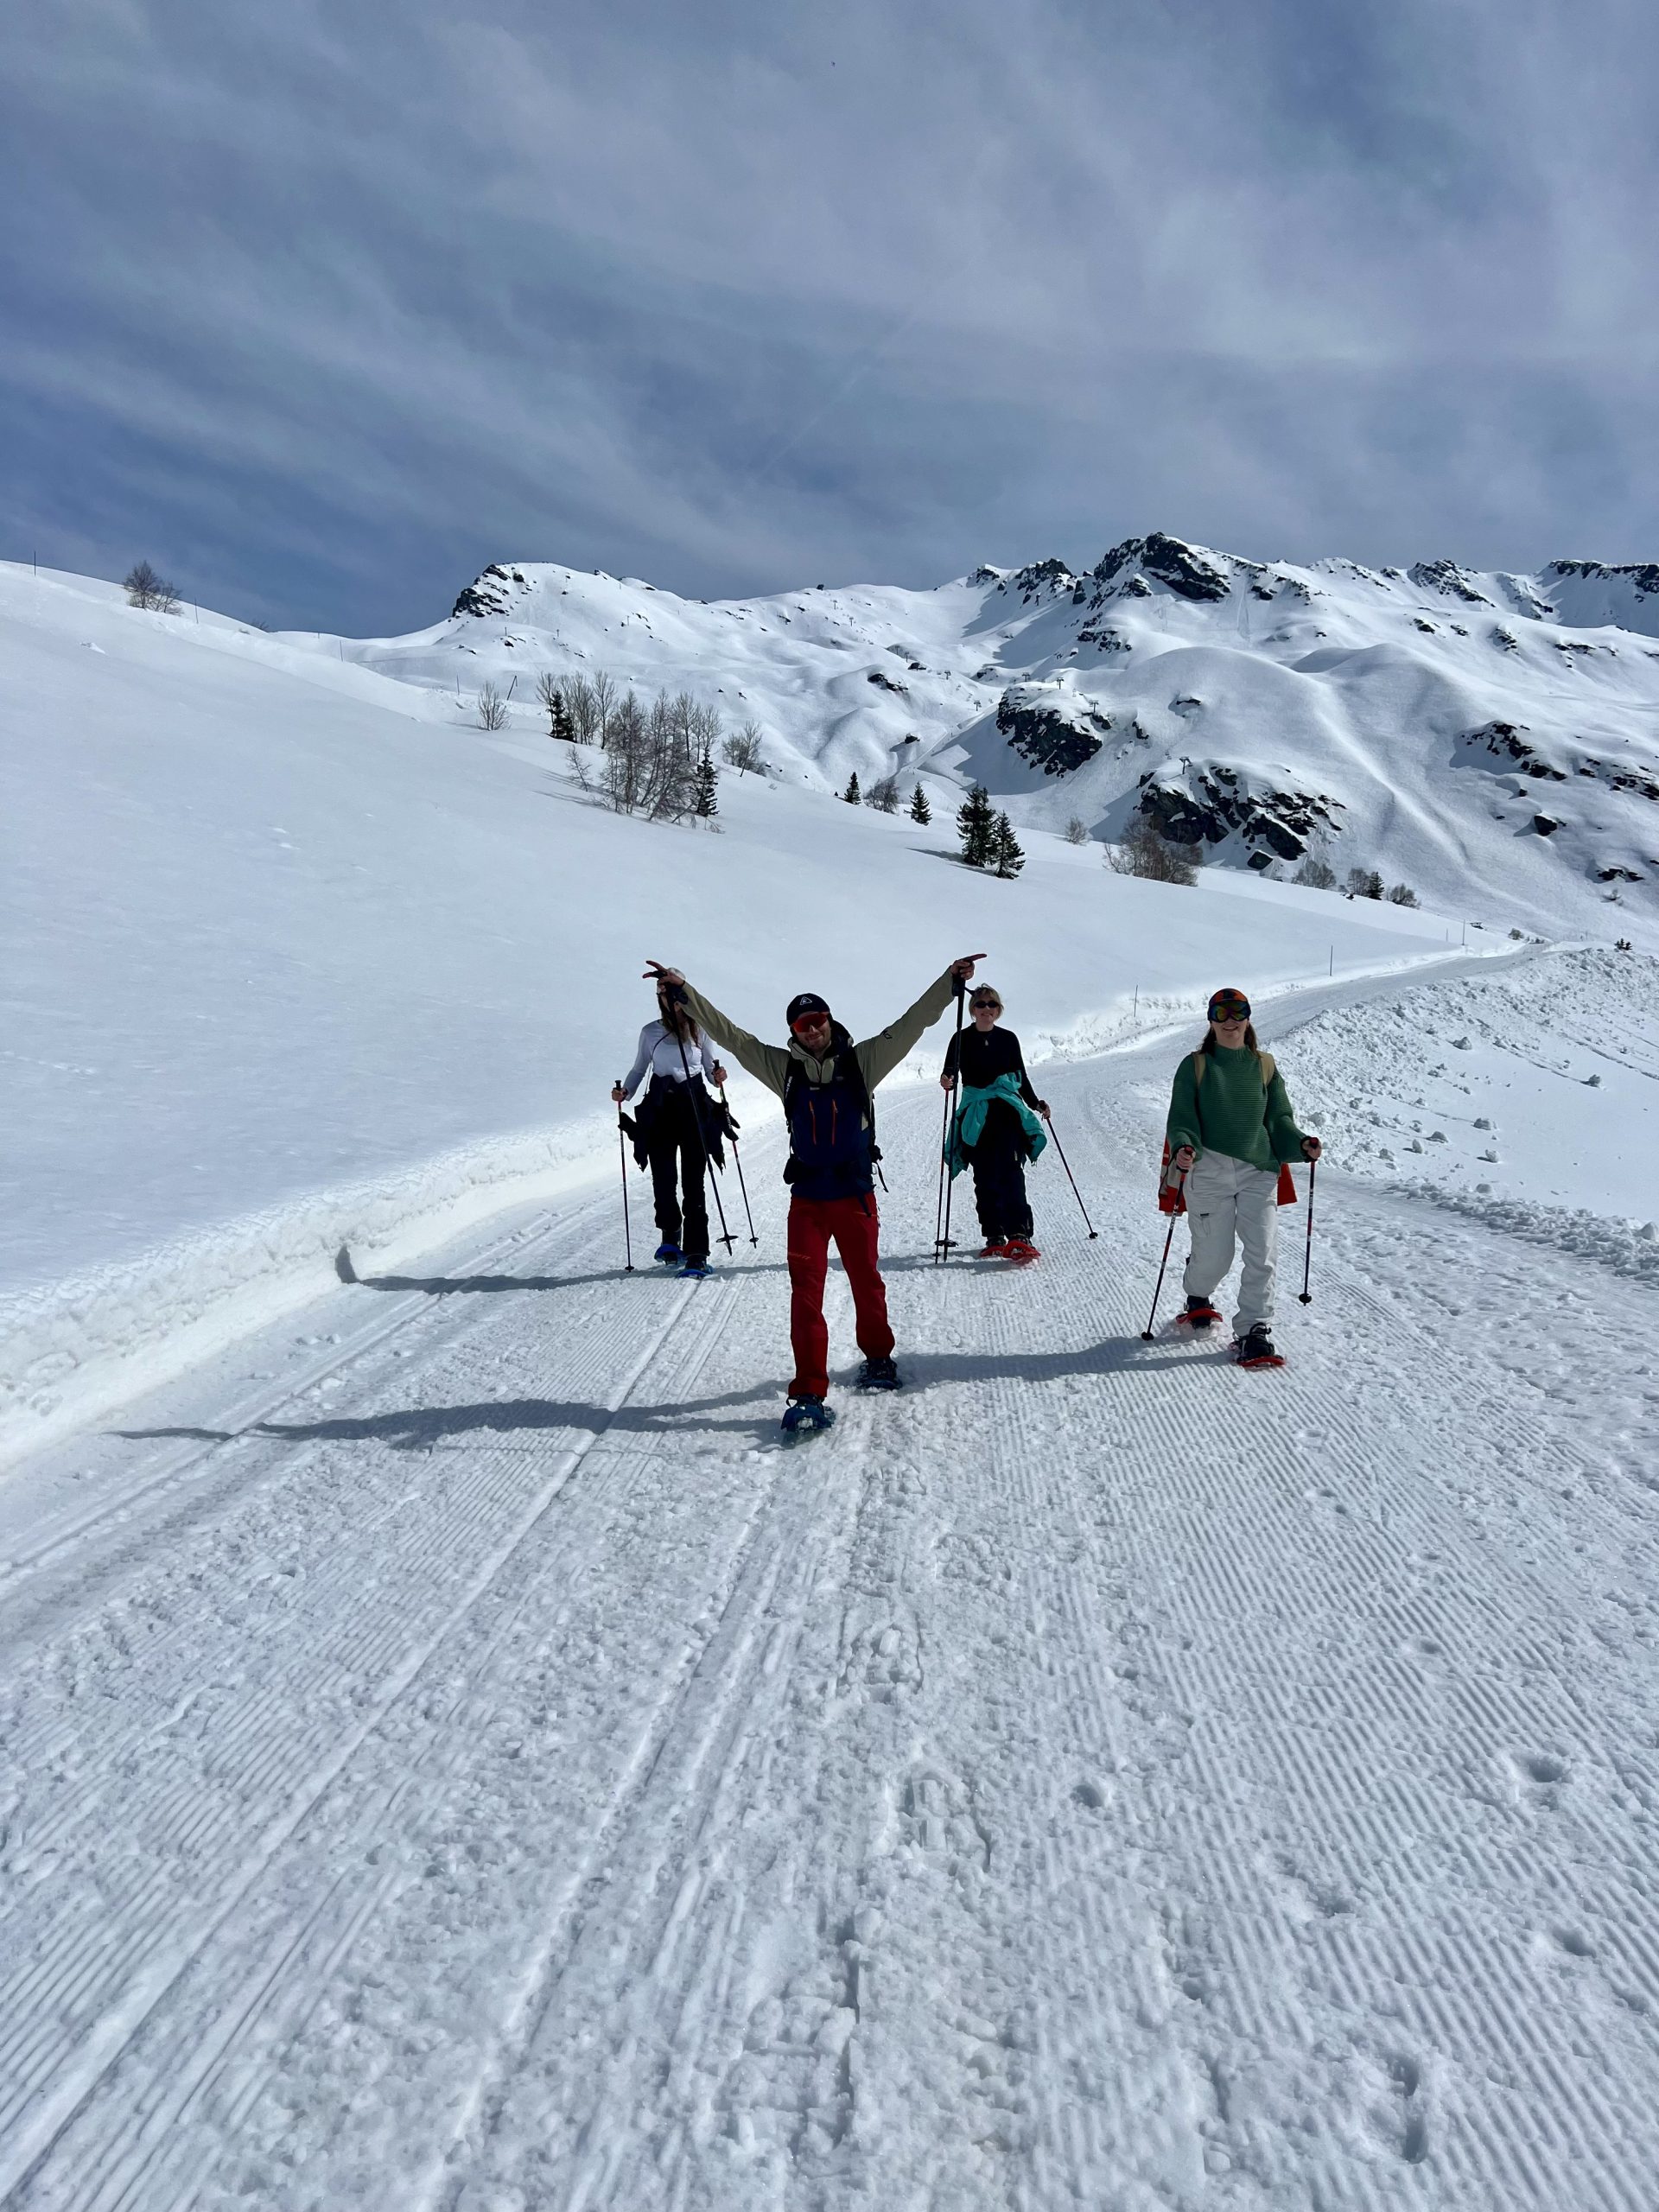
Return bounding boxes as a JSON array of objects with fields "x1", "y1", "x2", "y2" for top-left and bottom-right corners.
[
  {"x1": 963, "y1": 1102, "x2": 1033, "y2": 1243},
  {"x1": 645, "y1": 1080, "x2": 710, "y2": 1260}
]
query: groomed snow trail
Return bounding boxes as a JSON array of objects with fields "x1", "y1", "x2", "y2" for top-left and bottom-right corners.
[{"x1": 3, "y1": 963, "x2": 1657, "y2": 2210}]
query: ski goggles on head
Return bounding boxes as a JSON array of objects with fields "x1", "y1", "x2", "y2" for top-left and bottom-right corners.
[{"x1": 1207, "y1": 991, "x2": 1251, "y2": 1023}]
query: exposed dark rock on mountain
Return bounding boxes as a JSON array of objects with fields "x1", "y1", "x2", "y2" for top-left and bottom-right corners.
[
  {"x1": 1409, "y1": 560, "x2": 1492, "y2": 607},
  {"x1": 453, "y1": 565, "x2": 514, "y2": 620},
  {"x1": 1075, "y1": 619, "x2": 1131, "y2": 654},
  {"x1": 1095, "y1": 534, "x2": 1231, "y2": 603},
  {"x1": 1000, "y1": 558, "x2": 1075, "y2": 603},
  {"x1": 1547, "y1": 559, "x2": 1659, "y2": 600},
  {"x1": 1137, "y1": 765, "x2": 1343, "y2": 859},
  {"x1": 867, "y1": 670, "x2": 908, "y2": 695},
  {"x1": 995, "y1": 688, "x2": 1110, "y2": 775},
  {"x1": 1463, "y1": 721, "x2": 1567, "y2": 780}
]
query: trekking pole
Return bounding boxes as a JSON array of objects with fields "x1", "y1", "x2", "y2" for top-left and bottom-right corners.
[
  {"x1": 719, "y1": 1080, "x2": 759, "y2": 1247},
  {"x1": 931, "y1": 1078, "x2": 953, "y2": 1256},
  {"x1": 668, "y1": 1013, "x2": 735, "y2": 1255},
  {"x1": 616, "y1": 1087, "x2": 635, "y2": 1274},
  {"x1": 1042, "y1": 1111, "x2": 1098, "y2": 1239},
  {"x1": 934, "y1": 976, "x2": 967, "y2": 1261},
  {"x1": 1297, "y1": 1157, "x2": 1317, "y2": 1305},
  {"x1": 1140, "y1": 1167, "x2": 1186, "y2": 1339}
]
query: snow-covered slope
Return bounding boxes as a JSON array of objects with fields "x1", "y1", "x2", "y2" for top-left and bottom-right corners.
[
  {"x1": 321, "y1": 536, "x2": 1659, "y2": 942},
  {"x1": 1, "y1": 562, "x2": 1461, "y2": 1462}
]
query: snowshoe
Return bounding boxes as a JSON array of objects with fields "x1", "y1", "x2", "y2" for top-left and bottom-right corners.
[
  {"x1": 782, "y1": 1395, "x2": 836, "y2": 1436},
  {"x1": 1003, "y1": 1237, "x2": 1040, "y2": 1263},
  {"x1": 677, "y1": 1256, "x2": 712, "y2": 1279},
  {"x1": 978, "y1": 1238, "x2": 1008, "y2": 1259},
  {"x1": 1234, "y1": 1323, "x2": 1285, "y2": 1370},
  {"x1": 1177, "y1": 1294, "x2": 1221, "y2": 1332},
  {"x1": 855, "y1": 1355, "x2": 902, "y2": 1391},
  {"x1": 653, "y1": 1242, "x2": 683, "y2": 1266}
]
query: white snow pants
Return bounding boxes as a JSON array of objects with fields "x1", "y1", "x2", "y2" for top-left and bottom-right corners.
[{"x1": 1182, "y1": 1150, "x2": 1279, "y2": 1335}]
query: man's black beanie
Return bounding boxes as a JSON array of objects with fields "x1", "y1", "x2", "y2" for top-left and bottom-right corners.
[{"x1": 785, "y1": 991, "x2": 831, "y2": 1026}]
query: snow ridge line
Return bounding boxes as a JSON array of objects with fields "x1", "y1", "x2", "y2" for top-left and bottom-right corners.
[{"x1": 0, "y1": 1259, "x2": 706, "y2": 2208}]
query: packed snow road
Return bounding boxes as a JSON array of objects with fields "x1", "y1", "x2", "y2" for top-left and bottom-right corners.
[{"x1": 3, "y1": 963, "x2": 1657, "y2": 2212}]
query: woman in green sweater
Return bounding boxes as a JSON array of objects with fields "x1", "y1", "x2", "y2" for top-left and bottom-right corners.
[{"x1": 1166, "y1": 986, "x2": 1322, "y2": 1363}]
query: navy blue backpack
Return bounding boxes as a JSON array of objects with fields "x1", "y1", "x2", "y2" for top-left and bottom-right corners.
[{"x1": 782, "y1": 1026, "x2": 881, "y2": 1200}]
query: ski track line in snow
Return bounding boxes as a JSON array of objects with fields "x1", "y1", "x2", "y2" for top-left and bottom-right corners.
[
  {"x1": 4, "y1": 955, "x2": 1659, "y2": 2210},
  {"x1": 16, "y1": 1279, "x2": 761, "y2": 2212},
  {"x1": 0, "y1": 1216, "x2": 738, "y2": 2209},
  {"x1": 0, "y1": 1192, "x2": 613, "y2": 1611}
]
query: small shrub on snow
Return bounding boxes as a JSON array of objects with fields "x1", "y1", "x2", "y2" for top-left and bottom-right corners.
[
  {"x1": 1065, "y1": 817, "x2": 1090, "y2": 845},
  {"x1": 1387, "y1": 883, "x2": 1420, "y2": 907}
]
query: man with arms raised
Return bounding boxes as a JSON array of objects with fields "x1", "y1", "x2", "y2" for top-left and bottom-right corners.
[{"x1": 645, "y1": 954, "x2": 982, "y2": 1433}]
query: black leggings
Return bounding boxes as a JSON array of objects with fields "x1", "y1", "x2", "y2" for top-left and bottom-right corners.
[
  {"x1": 963, "y1": 1103, "x2": 1033, "y2": 1242},
  {"x1": 646, "y1": 1085, "x2": 710, "y2": 1259}
]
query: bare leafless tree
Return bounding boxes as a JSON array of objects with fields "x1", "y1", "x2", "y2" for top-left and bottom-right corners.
[
  {"x1": 124, "y1": 559, "x2": 181, "y2": 613},
  {"x1": 1065, "y1": 816, "x2": 1090, "y2": 845},
  {"x1": 721, "y1": 719, "x2": 766, "y2": 774},
  {"x1": 476, "y1": 682, "x2": 509, "y2": 731},
  {"x1": 689, "y1": 699, "x2": 722, "y2": 756},
  {"x1": 867, "y1": 774, "x2": 900, "y2": 812},
  {"x1": 590, "y1": 669, "x2": 618, "y2": 747},
  {"x1": 562, "y1": 674, "x2": 598, "y2": 744},
  {"x1": 1107, "y1": 814, "x2": 1199, "y2": 885}
]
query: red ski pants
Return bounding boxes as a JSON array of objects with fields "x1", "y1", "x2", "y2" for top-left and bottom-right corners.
[{"x1": 785, "y1": 1193, "x2": 893, "y2": 1399}]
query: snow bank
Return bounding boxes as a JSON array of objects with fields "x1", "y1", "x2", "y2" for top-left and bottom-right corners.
[{"x1": 1287, "y1": 947, "x2": 1659, "y2": 1270}]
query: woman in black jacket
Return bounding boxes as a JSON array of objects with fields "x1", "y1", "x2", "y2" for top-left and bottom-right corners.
[{"x1": 940, "y1": 983, "x2": 1050, "y2": 1258}]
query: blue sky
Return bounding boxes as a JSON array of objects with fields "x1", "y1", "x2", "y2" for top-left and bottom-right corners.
[{"x1": 4, "y1": 0, "x2": 1655, "y2": 633}]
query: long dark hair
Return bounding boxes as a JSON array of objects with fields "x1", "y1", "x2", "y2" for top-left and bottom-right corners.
[
  {"x1": 1199, "y1": 1022, "x2": 1259, "y2": 1054},
  {"x1": 657, "y1": 988, "x2": 701, "y2": 1046}
]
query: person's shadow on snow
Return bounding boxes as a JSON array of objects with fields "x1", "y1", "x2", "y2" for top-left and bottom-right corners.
[
  {"x1": 118, "y1": 1336, "x2": 1201, "y2": 1454},
  {"x1": 334, "y1": 1245, "x2": 790, "y2": 1295}
]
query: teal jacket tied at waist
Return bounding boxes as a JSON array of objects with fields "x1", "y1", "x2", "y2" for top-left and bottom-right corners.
[{"x1": 948, "y1": 1075, "x2": 1048, "y2": 1177}]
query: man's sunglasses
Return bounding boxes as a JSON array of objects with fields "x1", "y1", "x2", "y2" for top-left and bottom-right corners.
[{"x1": 791, "y1": 1012, "x2": 830, "y2": 1035}]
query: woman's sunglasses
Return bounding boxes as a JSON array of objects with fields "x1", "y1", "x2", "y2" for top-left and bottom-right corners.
[{"x1": 970, "y1": 998, "x2": 1001, "y2": 1012}]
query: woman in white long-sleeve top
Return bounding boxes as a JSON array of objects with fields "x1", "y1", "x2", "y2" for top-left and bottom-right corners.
[{"x1": 613, "y1": 982, "x2": 728, "y2": 1276}]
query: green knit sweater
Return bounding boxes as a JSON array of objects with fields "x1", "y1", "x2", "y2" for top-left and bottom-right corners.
[{"x1": 1166, "y1": 1046, "x2": 1308, "y2": 1172}]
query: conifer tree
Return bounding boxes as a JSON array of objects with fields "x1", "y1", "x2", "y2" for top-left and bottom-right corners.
[
  {"x1": 991, "y1": 813, "x2": 1026, "y2": 878},
  {"x1": 693, "y1": 745, "x2": 719, "y2": 818},
  {"x1": 842, "y1": 772, "x2": 861, "y2": 804},
  {"x1": 909, "y1": 785, "x2": 931, "y2": 824},
  {"x1": 957, "y1": 782, "x2": 995, "y2": 867}
]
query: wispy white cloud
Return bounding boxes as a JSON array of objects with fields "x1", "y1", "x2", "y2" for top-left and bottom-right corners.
[{"x1": 3, "y1": 0, "x2": 1656, "y2": 630}]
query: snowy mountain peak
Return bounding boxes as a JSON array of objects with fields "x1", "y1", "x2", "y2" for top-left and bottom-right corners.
[
  {"x1": 1408, "y1": 558, "x2": 1495, "y2": 607},
  {"x1": 317, "y1": 532, "x2": 1659, "y2": 941},
  {"x1": 1094, "y1": 532, "x2": 1235, "y2": 603}
]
